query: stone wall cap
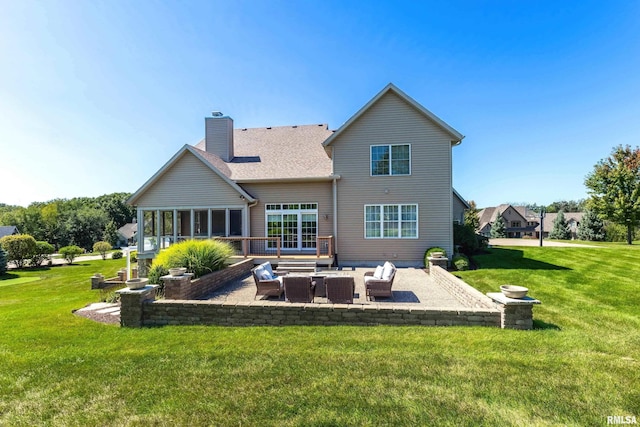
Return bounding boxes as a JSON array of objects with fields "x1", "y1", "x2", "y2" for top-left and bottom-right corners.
[
  {"x1": 487, "y1": 292, "x2": 541, "y2": 305},
  {"x1": 116, "y1": 285, "x2": 159, "y2": 294},
  {"x1": 160, "y1": 273, "x2": 195, "y2": 280}
]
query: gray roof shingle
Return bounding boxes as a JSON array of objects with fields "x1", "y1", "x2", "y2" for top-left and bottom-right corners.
[{"x1": 194, "y1": 124, "x2": 334, "y2": 181}]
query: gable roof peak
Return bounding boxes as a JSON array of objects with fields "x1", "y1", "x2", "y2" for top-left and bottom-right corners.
[{"x1": 323, "y1": 83, "x2": 464, "y2": 147}]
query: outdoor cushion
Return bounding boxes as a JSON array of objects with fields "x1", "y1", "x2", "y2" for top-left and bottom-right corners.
[
  {"x1": 373, "y1": 265, "x2": 384, "y2": 279},
  {"x1": 262, "y1": 262, "x2": 276, "y2": 278},
  {"x1": 259, "y1": 271, "x2": 272, "y2": 281},
  {"x1": 364, "y1": 275, "x2": 377, "y2": 285},
  {"x1": 382, "y1": 262, "x2": 394, "y2": 280},
  {"x1": 254, "y1": 265, "x2": 268, "y2": 279}
]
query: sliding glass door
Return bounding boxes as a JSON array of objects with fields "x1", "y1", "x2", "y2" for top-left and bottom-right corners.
[{"x1": 266, "y1": 203, "x2": 318, "y2": 251}]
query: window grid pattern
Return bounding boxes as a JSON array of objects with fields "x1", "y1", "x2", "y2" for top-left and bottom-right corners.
[
  {"x1": 371, "y1": 144, "x2": 411, "y2": 176},
  {"x1": 365, "y1": 204, "x2": 418, "y2": 238}
]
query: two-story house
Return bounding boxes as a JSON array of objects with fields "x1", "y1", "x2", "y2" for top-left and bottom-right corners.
[
  {"x1": 478, "y1": 204, "x2": 583, "y2": 239},
  {"x1": 128, "y1": 83, "x2": 466, "y2": 269}
]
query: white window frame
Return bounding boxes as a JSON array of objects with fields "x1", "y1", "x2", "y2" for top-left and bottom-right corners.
[
  {"x1": 364, "y1": 204, "x2": 419, "y2": 239},
  {"x1": 265, "y1": 203, "x2": 319, "y2": 251},
  {"x1": 370, "y1": 144, "x2": 411, "y2": 176}
]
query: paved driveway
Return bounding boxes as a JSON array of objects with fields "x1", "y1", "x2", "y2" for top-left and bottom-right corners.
[{"x1": 489, "y1": 238, "x2": 598, "y2": 248}]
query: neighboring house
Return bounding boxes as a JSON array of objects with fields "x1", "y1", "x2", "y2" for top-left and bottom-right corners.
[
  {"x1": 452, "y1": 189, "x2": 470, "y2": 225},
  {"x1": 478, "y1": 205, "x2": 583, "y2": 239},
  {"x1": 117, "y1": 222, "x2": 138, "y2": 246},
  {"x1": 536, "y1": 212, "x2": 583, "y2": 239},
  {"x1": 478, "y1": 205, "x2": 536, "y2": 238},
  {"x1": 128, "y1": 83, "x2": 465, "y2": 267},
  {"x1": 0, "y1": 226, "x2": 20, "y2": 239}
]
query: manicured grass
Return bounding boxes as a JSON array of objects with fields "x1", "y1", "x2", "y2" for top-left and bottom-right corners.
[{"x1": 0, "y1": 247, "x2": 639, "y2": 426}]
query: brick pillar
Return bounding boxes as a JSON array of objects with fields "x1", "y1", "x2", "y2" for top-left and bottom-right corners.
[
  {"x1": 428, "y1": 257, "x2": 449, "y2": 272},
  {"x1": 487, "y1": 292, "x2": 540, "y2": 330},
  {"x1": 90, "y1": 274, "x2": 105, "y2": 289},
  {"x1": 161, "y1": 274, "x2": 194, "y2": 300},
  {"x1": 117, "y1": 285, "x2": 158, "y2": 327}
]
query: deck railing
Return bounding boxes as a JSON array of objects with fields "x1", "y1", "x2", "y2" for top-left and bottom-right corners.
[{"x1": 215, "y1": 236, "x2": 334, "y2": 258}]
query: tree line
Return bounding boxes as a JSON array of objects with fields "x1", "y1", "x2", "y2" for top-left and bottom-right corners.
[{"x1": 0, "y1": 192, "x2": 135, "y2": 251}]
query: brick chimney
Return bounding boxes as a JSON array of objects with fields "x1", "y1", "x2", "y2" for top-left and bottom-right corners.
[{"x1": 205, "y1": 112, "x2": 234, "y2": 162}]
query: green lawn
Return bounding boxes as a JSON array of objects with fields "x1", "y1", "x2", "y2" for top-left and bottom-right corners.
[{"x1": 0, "y1": 246, "x2": 638, "y2": 426}]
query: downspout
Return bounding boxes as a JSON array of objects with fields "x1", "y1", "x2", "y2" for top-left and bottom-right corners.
[
  {"x1": 332, "y1": 145, "x2": 338, "y2": 256},
  {"x1": 333, "y1": 177, "x2": 338, "y2": 255},
  {"x1": 245, "y1": 199, "x2": 258, "y2": 237}
]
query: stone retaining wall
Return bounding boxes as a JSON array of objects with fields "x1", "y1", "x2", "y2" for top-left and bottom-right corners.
[
  {"x1": 163, "y1": 259, "x2": 254, "y2": 300},
  {"x1": 141, "y1": 300, "x2": 501, "y2": 327},
  {"x1": 117, "y1": 263, "x2": 539, "y2": 329},
  {"x1": 430, "y1": 265, "x2": 494, "y2": 308}
]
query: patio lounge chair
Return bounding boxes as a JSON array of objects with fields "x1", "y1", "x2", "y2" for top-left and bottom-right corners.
[
  {"x1": 325, "y1": 276, "x2": 355, "y2": 304},
  {"x1": 364, "y1": 261, "x2": 396, "y2": 301},
  {"x1": 283, "y1": 275, "x2": 315, "y2": 303},
  {"x1": 252, "y1": 262, "x2": 283, "y2": 300}
]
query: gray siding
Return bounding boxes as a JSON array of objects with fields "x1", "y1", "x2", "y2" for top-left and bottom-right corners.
[
  {"x1": 452, "y1": 195, "x2": 467, "y2": 224},
  {"x1": 331, "y1": 90, "x2": 455, "y2": 265},
  {"x1": 242, "y1": 182, "x2": 333, "y2": 237},
  {"x1": 135, "y1": 151, "x2": 242, "y2": 207},
  {"x1": 205, "y1": 116, "x2": 234, "y2": 161}
]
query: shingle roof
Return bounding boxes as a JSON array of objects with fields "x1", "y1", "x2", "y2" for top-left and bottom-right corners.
[
  {"x1": 0, "y1": 225, "x2": 19, "y2": 239},
  {"x1": 194, "y1": 124, "x2": 334, "y2": 181},
  {"x1": 117, "y1": 223, "x2": 137, "y2": 240}
]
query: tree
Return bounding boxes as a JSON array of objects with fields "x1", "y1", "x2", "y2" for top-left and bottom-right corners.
[
  {"x1": 0, "y1": 234, "x2": 37, "y2": 269},
  {"x1": 585, "y1": 145, "x2": 640, "y2": 244},
  {"x1": 0, "y1": 248, "x2": 7, "y2": 275},
  {"x1": 546, "y1": 200, "x2": 586, "y2": 213},
  {"x1": 30, "y1": 241, "x2": 54, "y2": 267},
  {"x1": 63, "y1": 208, "x2": 108, "y2": 251},
  {"x1": 490, "y1": 213, "x2": 507, "y2": 238},
  {"x1": 464, "y1": 200, "x2": 480, "y2": 232},
  {"x1": 93, "y1": 241, "x2": 112, "y2": 260},
  {"x1": 59, "y1": 245, "x2": 83, "y2": 265},
  {"x1": 548, "y1": 211, "x2": 571, "y2": 240},
  {"x1": 577, "y1": 210, "x2": 606, "y2": 241},
  {"x1": 103, "y1": 220, "x2": 119, "y2": 247}
]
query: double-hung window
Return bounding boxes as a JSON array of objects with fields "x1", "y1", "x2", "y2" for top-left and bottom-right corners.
[
  {"x1": 371, "y1": 144, "x2": 411, "y2": 176},
  {"x1": 365, "y1": 204, "x2": 418, "y2": 238}
]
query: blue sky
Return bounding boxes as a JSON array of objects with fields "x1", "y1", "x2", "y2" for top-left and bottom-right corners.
[{"x1": 1, "y1": 1, "x2": 639, "y2": 208}]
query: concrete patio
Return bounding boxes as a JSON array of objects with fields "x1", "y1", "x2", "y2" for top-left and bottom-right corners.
[{"x1": 205, "y1": 267, "x2": 468, "y2": 309}]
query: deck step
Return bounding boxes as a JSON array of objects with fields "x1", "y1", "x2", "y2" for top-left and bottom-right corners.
[{"x1": 276, "y1": 261, "x2": 317, "y2": 274}]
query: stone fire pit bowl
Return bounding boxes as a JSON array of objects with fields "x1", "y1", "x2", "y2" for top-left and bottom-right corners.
[
  {"x1": 169, "y1": 268, "x2": 188, "y2": 277},
  {"x1": 500, "y1": 285, "x2": 528, "y2": 299},
  {"x1": 125, "y1": 278, "x2": 149, "y2": 290}
]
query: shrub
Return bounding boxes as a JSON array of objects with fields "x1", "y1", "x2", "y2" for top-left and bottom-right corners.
[
  {"x1": 452, "y1": 253, "x2": 470, "y2": 271},
  {"x1": 59, "y1": 245, "x2": 83, "y2": 264},
  {"x1": 148, "y1": 264, "x2": 169, "y2": 285},
  {"x1": 153, "y1": 239, "x2": 234, "y2": 278},
  {"x1": 0, "y1": 248, "x2": 7, "y2": 275},
  {"x1": 93, "y1": 241, "x2": 112, "y2": 260},
  {"x1": 130, "y1": 250, "x2": 137, "y2": 263},
  {"x1": 424, "y1": 247, "x2": 447, "y2": 267},
  {"x1": 111, "y1": 250, "x2": 123, "y2": 260},
  {"x1": 0, "y1": 234, "x2": 37, "y2": 269},
  {"x1": 30, "y1": 241, "x2": 54, "y2": 267},
  {"x1": 453, "y1": 223, "x2": 488, "y2": 255}
]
